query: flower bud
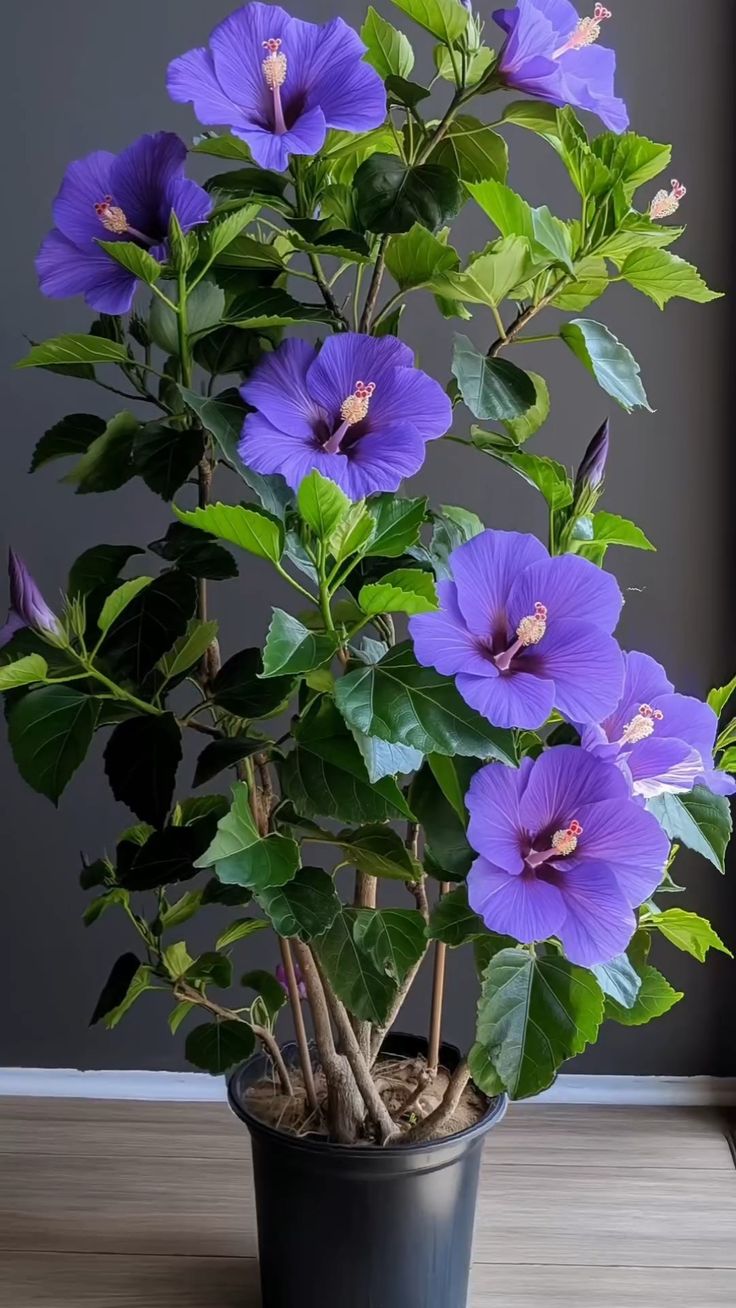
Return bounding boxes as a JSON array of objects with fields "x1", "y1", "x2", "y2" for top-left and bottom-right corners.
[
  {"x1": 574, "y1": 419, "x2": 610, "y2": 499},
  {"x1": 276, "y1": 961, "x2": 307, "y2": 1001},
  {"x1": 0, "y1": 549, "x2": 61, "y2": 648}
]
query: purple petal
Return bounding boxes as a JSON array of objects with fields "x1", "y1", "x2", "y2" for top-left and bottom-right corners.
[
  {"x1": 241, "y1": 338, "x2": 321, "y2": 439},
  {"x1": 51, "y1": 150, "x2": 117, "y2": 250},
  {"x1": 295, "y1": 16, "x2": 386, "y2": 131},
  {"x1": 235, "y1": 107, "x2": 327, "y2": 171},
  {"x1": 569, "y1": 798, "x2": 670, "y2": 905},
  {"x1": 0, "y1": 609, "x2": 26, "y2": 649},
  {"x1": 306, "y1": 333, "x2": 416, "y2": 417},
  {"x1": 338, "y1": 422, "x2": 427, "y2": 499},
  {"x1": 466, "y1": 762, "x2": 525, "y2": 874},
  {"x1": 495, "y1": 0, "x2": 560, "y2": 70},
  {"x1": 561, "y1": 45, "x2": 629, "y2": 133},
  {"x1": 508, "y1": 553, "x2": 623, "y2": 637},
  {"x1": 368, "y1": 362, "x2": 452, "y2": 441},
  {"x1": 553, "y1": 863, "x2": 636, "y2": 966},
  {"x1": 409, "y1": 580, "x2": 494, "y2": 679},
  {"x1": 238, "y1": 411, "x2": 315, "y2": 486},
  {"x1": 210, "y1": 3, "x2": 293, "y2": 112},
  {"x1": 519, "y1": 745, "x2": 628, "y2": 835},
  {"x1": 36, "y1": 229, "x2": 137, "y2": 314},
  {"x1": 167, "y1": 46, "x2": 253, "y2": 130},
  {"x1": 110, "y1": 132, "x2": 187, "y2": 238},
  {"x1": 450, "y1": 529, "x2": 548, "y2": 642},
  {"x1": 468, "y1": 857, "x2": 566, "y2": 943},
  {"x1": 600, "y1": 650, "x2": 673, "y2": 741},
  {"x1": 523, "y1": 619, "x2": 624, "y2": 724},
  {"x1": 626, "y1": 737, "x2": 703, "y2": 800},
  {"x1": 457, "y1": 667, "x2": 555, "y2": 730},
  {"x1": 651, "y1": 693, "x2": 717, "y2": 767},
  {"x1": 167, "y1": 176, "x2": 213, "y2": 233},
  {"x1": 700, "y1": 768, "x2": 736, "y2": 797}
]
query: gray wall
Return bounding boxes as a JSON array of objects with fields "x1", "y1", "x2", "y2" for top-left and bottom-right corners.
[{"x1": 1, "y1": 0, "x2": 734, "y2": 1075}]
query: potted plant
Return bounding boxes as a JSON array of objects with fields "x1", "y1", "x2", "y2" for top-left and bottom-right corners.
[{"x1": 3, "y1": 1, "x2": 732, "y2": 1304}]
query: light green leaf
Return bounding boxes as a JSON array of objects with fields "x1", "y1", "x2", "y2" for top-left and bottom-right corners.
[
  {"x1": 261, "y1": 609, "x2": 338, "y2": 677},
  {"x1": 315, "y1": 911, "x2": 396, "y2": 1023},
  {"x1": 195, "y1": 783, "x2": 300, "y2": 891},
  {"x1": 390, "y1": 0, "x2": 468, "y2": 43},
  {"x1": 501, "y1": 100, "x2": 563, "y2": 149},
  {"x1": 329, "y1": 503, "x2": 374, "y2": 562},
  {"x1": 215, "y1": 918, "x2": 269, "y2": 950},
  {"x1": 97, "y1": 577, "x2": 153, "y2": 634},
  {"x1": 255, "y1": 866, "x2": 342, "y2": 941},
  {"x1": 471, "y1": 948, "x2": 605, "y2": 1100},
  {"x1": 591, "y1": 131, "x2": 671, "y2": 198},
  {"x1": 439, "y1": 237, "x2": 535, "y2": 308},
  {"x1": 330, "y1": 824, "x2": 422, "y2": 880},
  {"x1": 646, "y1": 908, "x2": 731, "y2": 963},
  {"x1": 617, "y1": 247, "x2": 722, "y2": 310},
  {"x1": 501, "y1": 372, "x2": 550, "y2": 443},
  {"x1": 297, "y1": 470, "x2": 351, "y2": 540},
  {"x1": 649, "y1": 786, "x2": 732, "y2": 873},
  {"x1": 7, "y1": 685, "x2": 97, "y2": 803},
  {"x1": 605, "y1": 965, "x2": 683, "y2": 1027},
  {"x1": 551, "y1": 258, "x2": 609, "y2": 312},
  {"x1": 708, "y1": 675, "x2": 736, "y2": 718},
  {"x1": 361, "y1": 6, "x2": 414, "y2": 78},
  {"x1": 158, "y1": 619, "x2": 219, "y2": 682},
  {"x1": 430, "y1": 116, "x2": 508, "y2": 185},
  {"x1": 385, "y1": 223, "x2": 460, "y2": 290},
  {"x1": 335, "y1": 640, "x2": 518, "y2": 761},
  {"x1": 531, "y1": 206, "x2": 575, "y2": 273},
  {"x1": 434, "y1": 43, "x2": 494, "y2": 85},
  {"x1": 97, "y1": 240, "x2": 162, "y2": 286},
  {"x1": 359, "y1": 567, "x2": 438, "y2": 616},
  {"x1": 63, "y1": 411, "x2": 139, "y2": 494},
  {"x1": 452, "y1": 335, "x2": 537, "y2": 421},
  {"x1": 173, "y1": 501, "x2": 283, "y2": 564},
  {"x1": 471, "y1": 434, "x2": 573, "y2": 511},
  {"x1": 103, "y1": 966, "x2": 155, "y2": 1030},
  {"x1": 199, "y1": 206, "x2": 261, "y2": 262},
  {"x1": 354, "y1": 908, "x2": 426, "y2": 983},
  {"x1": 150, "y1": 279, "x2": 226, "y2": 354},
  {"x1": 560, "y1": 319, "x2": 653, "y2": 413},
  {"x1": 17, "y1": 334, "x2": 130, "y2": 369},
  {"x1": 467, "y1": 179, "x2": 533, "y2": 239},
  {"x1": 365, "y1": 495, "x2": 428, "y2": 557},
  {"x1": 0, "y1": 654, "x2": 49, "y2": 692},
  {"x1": 590, "y1": 511, "x2": 655, "y2": 552},
  {"x1": 591, "y1": 954, "x2": 642, "y2": 1008}
]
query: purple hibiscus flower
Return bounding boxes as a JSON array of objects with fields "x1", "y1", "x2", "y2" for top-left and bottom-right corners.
[
  {"x1": 36, "y1": 133, "x2": 212, "y2": 315},
  {"x1": 466, "y1": 746, "x2": 670, "y2": 966},
  {"x1": 409, "y1": 529, "x2": 624, "y2": 730},
  {"x1": 581, "y1": 650, "x2": 736, "y2": 800},
  {"x1": 239, "y1": 334, "x2": 452, "y2": 499},
  {"x1": 492, "y1": 0, "x2": 629, "y2": 134},
  {"x1": 0, "y1": 550, "x2": 61, "y2": 648},
  {"x1": 167, "y1": 3, "x2": 387, "y2": 174}
]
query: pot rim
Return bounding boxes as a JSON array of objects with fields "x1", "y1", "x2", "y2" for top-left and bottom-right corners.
[{"x1": 227, "y1": 1033, "x2": 508, "y2": 1157}]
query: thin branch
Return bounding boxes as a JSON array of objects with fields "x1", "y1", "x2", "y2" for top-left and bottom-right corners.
[
  {"x1": 405, "y1": 1058, "x2": 471, "y2": 1143},
  {"x1": 308, "y1": 252, "x2": 351, "y2": 330},
  {"x1": 427, "y1": 881, "x2": 451, "y2": 1074},
  {"x1": 359, "y1": 235, "x2": 389, "y2": 333},
  {"x1": 279, "y1": 939, "x2": 320, "y2": 1115},
  {"x1": 173, "y1": 982, "x2": 293, "y2": 1096}
]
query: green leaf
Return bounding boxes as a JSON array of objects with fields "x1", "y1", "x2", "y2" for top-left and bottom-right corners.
[
  {"x1": 118, "y1": 824, "x2": 213, "y2": 892},
  {"x1": 68, "y1": 544, "x2": 144, "y2": 599},
  {"x1": 649, "y1": 786, "x2": 732, "y2": 872},
  {"x1": 160, "y1": 891, "x2": 203, "y2": 930},
  {"x1": 591, "y1": 131, "x2": 671, "y2": 198},
  {"x1": 0, "y1": 654, "x2": 49, "y2": 692},
  {"x1": 355, "y1": 154, "x2": 462, "y2": 235},
  {"x1": 241, "y1": 970, "x2": 288, "y2": 1021},
  {"x1": 103, "y1": 713, "x2": 182, "y2": 829},
  {"x1": 472, "y1": 948, "x2": 605, "y2": 1100},
  {"x1": 96, "y1": 240, "x2": 162, "y2": 286},
  {"x1": 256, "y1": 866, "x2": 342, "y2": 941},
  {"x1": 551, "y1": 259, "x2": 609, "y2": 312},
  {"x1": 531, "y1": 206, "x2": 575, "y2": 273},
  {"x1": 199, "y1": 205, "x2": 261, "y2": 262},
  {"x1": 102, "y1": 570, "x2": 197, "y2": 683},
  {"x1": 174, "y1": 501, "x2": 284, "y2": 564},
  {"x1": 362, "y1": 6, "x2": 414, "y2": 77},
  {"x1": 261, "y1": 609, "x2": 338, "y2": 677},
  {"x1": 335, "y1": 641, "x2": 518, "y2": 761},
  {"x1": 354, "y1": 908, "x2": 426, "y2": 983},
  {"x1": 30, "y1": 414, "x2": 106, "y2": 473},
  {"x1": 192, "y1": 133, "x2": 254, "y2": 161},
  {"x1": 409, "y1": 761, "x2": 475, "y2": 879},
  {"x1": 297, "y1": 470, "x2": 351, "y2": 540},
  {"x1": 332, "y1": 824, "x2": 422, "y2": 880},
  {"x1": 501, "y1": 100, "x2": 563, "y2": 148},
  {"x1": 439, "y1": 238, "x2": 536, "y2": 309},
  {"x1": 708, "y1": 675, "x2": 736, "y2": 718},
  {"x1": 316, "y1": 911, "x2": 396, "y2": 1024},
  {"x1": 185, "y1": 1021, "x2": 255, "y2": 1075},
  {"x1": 390, "y1": 0, "x2": 468, "y2": 43},
  {"x1": 212, "y1": 647, "x2": 296, "y2": 719},
  {"x1": 158, "y1": 619, "x2": 219, "y2": 683},
  {"x1": 225, "y1": 287, "x2": 335, "y2": 329},
  {"x1": 195, "y1": 783, "x2": 300, "y2": 891},
  {"x1": 17, "y1": 334, "x2": 130, "y2": 369},
  {"x1": 193, "y1": 737, "x2": 264, "y2": 788},
  {"x1": 185, "y1": 951, "x2": 233, "y2": 989},
  {"x1": 431, "y1": 117, "x2": 509, "y2": 185},
  {"x1": 365, "y1": 495, "x2": 428, "y2": 557},
  {"x1": 423, "y1": 504, "x2": 485, "y2": 579},
  {"x1": 646, "y1": 908, "x2": 732, "y2": 962},
  {"x1": 150, "y1": 523, "x2": 237, "y2": 582},
  {"x1": 617, "y1": 247, "x2": 722, "y2": 310},
  {"x1": 560, "y1": 319, "x2": 653, "y2": 413},
  {"x1": 385, "y1": 224, "x2": 459, "y2": 291},
  {"x1": 350, "y1": 730, "x2": 424, "y2": 785},
  {"x1": 149, "y1": 279, "x2": 225, "y2": 354},
  {"x1": 501, "y1": 373, "x2": 550, "y2": 443},
  {"x1": 590, "y1": 954, "x2": 642, "y2": 1008},
  {"x1": 589, "y1": 511, "x2": 655, "y2": 552},
  {"x1": 471, "y1": 436, "x2": 573, "y2": 512},
  {"x1": 8, "y1": 686, "x2": 97, "y2": 803},
  {"x1": 427, "y1": 885, "x2": 485, "y2": 946},
  {"x1": 434, "y1": 43, "x2": 493, "y2": 85},
  {"x1": 358, "y1": 567, "x2": 438, "y2": 616},
  {"x1": 329, "y1": 503, "x2": 374, "y2": 563},
  {"x1": 102, "y1": 965, "x2": 154, "y2": 1030},
  {"x1": 63, "y1": 411, "x2": 139, "y2": 494},
  {"x1": 281, "y1": 698, "x2": 412, "y2": 824},
  {"x1": 605, "y1": 965, "x2": 683, "y2": 1027},
  {"x1": 452, "y1": 335, "x2": 537, "y2": 420},
  {"x1": 97, "y1": 577, "x2": 153, "y2": 634},
  {"x1": 177, "y1": 385, "x2": 245, "y2": 454},
  {"x1": 215, "y1": 917, "x2": 269, "y2": 950},
  {"x1": 133, "y1": 422, "x2": 204, "y2": 501},
  {"x1": 83, "y1": 887, "x2": 130, "y2": 927},
  {"x1": 90, "y1": 954, "x2": 142, "y2": 1026}
]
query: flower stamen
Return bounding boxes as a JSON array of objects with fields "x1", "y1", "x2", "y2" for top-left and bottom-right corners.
[
  {"x1": 620, "y1": 702, "x2": 664, "y2": 745},
  {"x1": 494, "y1": 602, "x2": 547, "y2": 672},
  {"x1": 94, "y1": 197, "x2": 129, "y2": 235},
  {"x1": 553, "y1": 4, "x2": 611, "y2": 58},
  {"x1": 551, "y1": 819, "x2": 583, "y2": 857},
  {"x1": 323, "y1": 381, "x2": 376, "y2": 454},
  {"x1": 263, "y1": 38, "x2": 288, "y2": 134},
  {"x1": 649, "y1": 179, "x2": 687, "y2": 221}
]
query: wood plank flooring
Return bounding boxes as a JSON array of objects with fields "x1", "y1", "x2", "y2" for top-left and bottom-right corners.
[{"x1": 0, "y1": 1098, "x2": 734, "y2": 1306}]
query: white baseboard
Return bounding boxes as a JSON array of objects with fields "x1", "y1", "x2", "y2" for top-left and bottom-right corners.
[{"x1": 1, "y1": 1067, "x2": 735, "y2": 1107}]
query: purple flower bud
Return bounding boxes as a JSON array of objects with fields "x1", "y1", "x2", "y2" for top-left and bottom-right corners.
[
  {"x1": 574, "y1": 419, "x2": 610, "y2": 497},
  {"x1": 0, "y1": 550, "x2": 60, "y2": 648},
  {"x1": 276, "y1": 961, "x2": 307, "y2": 1001}
]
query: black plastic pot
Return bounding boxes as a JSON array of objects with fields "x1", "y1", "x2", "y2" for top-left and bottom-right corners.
[{"x1": 228, "y1": 1032, "x2": 507, "y2": 1308}]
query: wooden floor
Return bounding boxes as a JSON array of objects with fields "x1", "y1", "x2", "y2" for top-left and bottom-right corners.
[{"x1": 0, "y1": 1098, "x2": 735, "y2": 1306}]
